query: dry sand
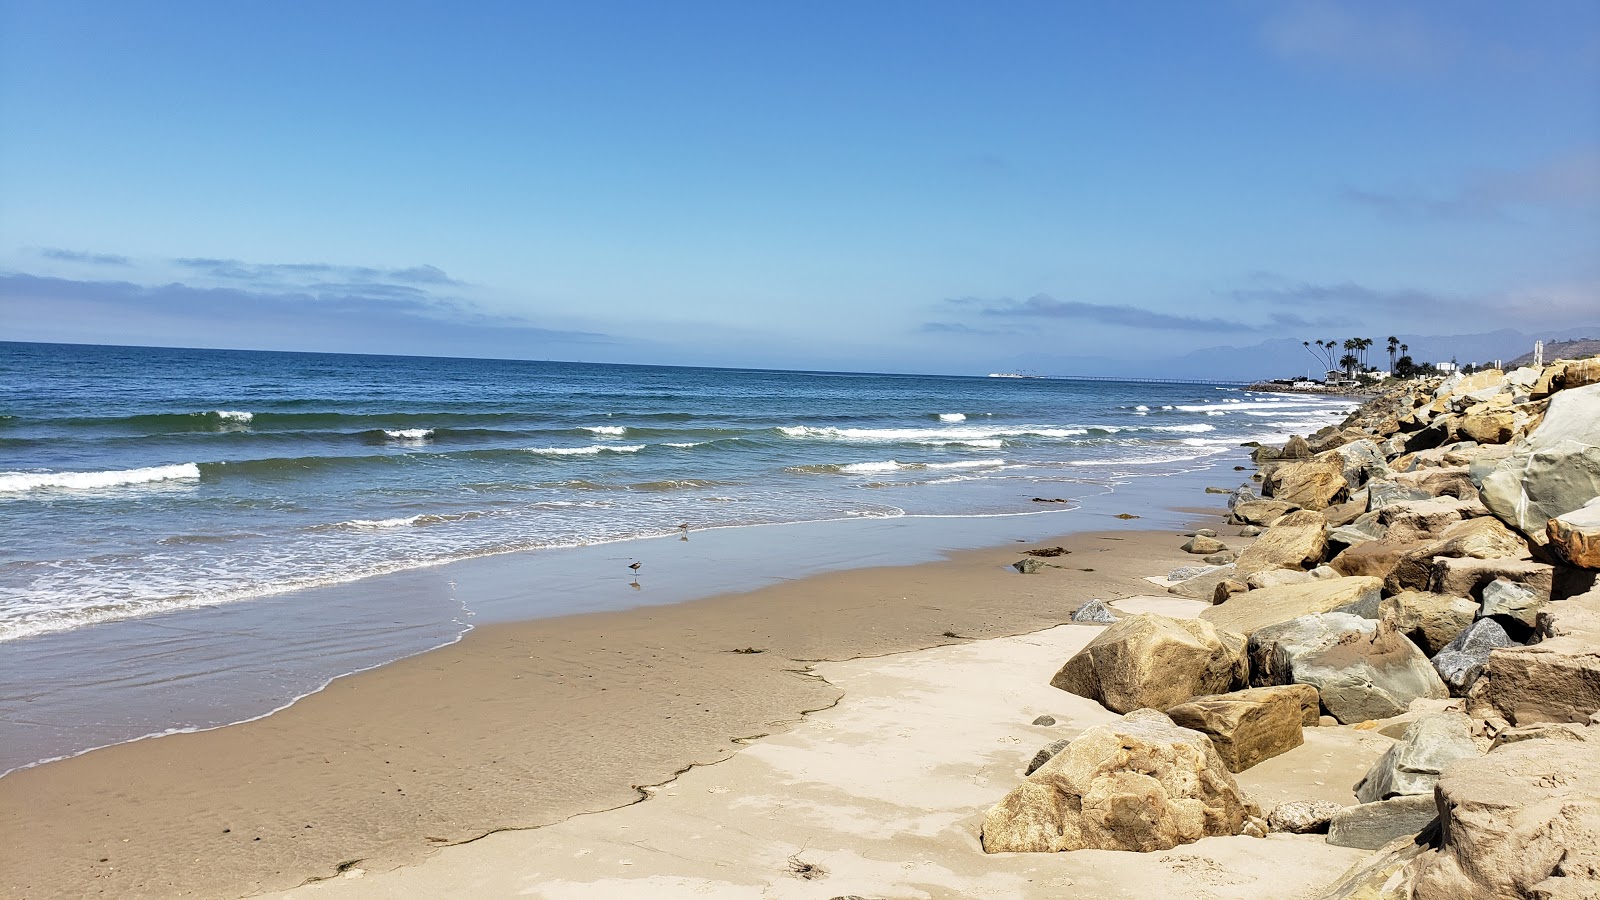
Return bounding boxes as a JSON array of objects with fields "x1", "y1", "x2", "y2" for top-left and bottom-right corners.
[
  {"x1": 3, "y1": 521, "x2": 1256, "y2": 899},
  {"x1": 263, "y1": 598, "x2": 1386, "y2": 900}
]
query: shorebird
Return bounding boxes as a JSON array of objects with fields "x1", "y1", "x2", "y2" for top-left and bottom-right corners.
[
  {"x1": 678, "y1": 522, "x2": 691, "y2": 541},
  {"x1": 628, "y1": 561, "x2": 642, "y2": 574}
]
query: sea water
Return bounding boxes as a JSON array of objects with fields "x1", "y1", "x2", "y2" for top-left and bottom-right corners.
[{"x1": 0, "y1": 342, "x2": 1358, "y2": 771}]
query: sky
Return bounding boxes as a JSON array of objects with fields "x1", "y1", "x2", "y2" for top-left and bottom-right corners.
[{"x1": 2, "y1": 1, "x2": 1597, "y2": 376}]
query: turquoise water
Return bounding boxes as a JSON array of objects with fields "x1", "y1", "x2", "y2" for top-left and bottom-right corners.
[{"x1": 1, "y1": 341, "x2": 1355, "y2": 642}]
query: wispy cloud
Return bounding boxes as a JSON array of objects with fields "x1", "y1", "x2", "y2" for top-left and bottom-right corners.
[
  {"x1": 960, "y1": 294, "x2": 1252, "y2": 332},
  {"x1": 1341, "y1": 150, "x2": 1600, "y2": 220},
  {"x1": 36, "y1": 247, "x2": 131, "y2": 266},
  {"x1": 1229, "y1": 279, "x2": 1450, "y2": 311},
  {"x1": 171, "y1": 257, "x2": 466, "y2": 288}
]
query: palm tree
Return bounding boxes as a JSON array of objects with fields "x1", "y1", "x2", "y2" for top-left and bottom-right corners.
[
  {"x1": 1355, "y1": 337, "x2": 1374, "y2": 368},
  {"x1": 1340, "y1": 353, "x2": 1360, "y2": 377},
  {"x1": 1387, "y1": 336, "x2": 1399, "y2": 372}
]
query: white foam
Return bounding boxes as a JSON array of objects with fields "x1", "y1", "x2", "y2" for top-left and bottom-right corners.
[
  {"x1": 779, "y1": 425, "x2": 1088, "y2": 442},
  {"x1": 524, "y1": 444, "x2": 645, "y2": 456},
  {"x1": 926, "y1": 459, "x2": 1005, "y2": 470},
  {"x1": 384, "y1": 428, "x2": 434, "y2": 440},
  {"x1": 1133, "y1": 405, "x2": 1150, "y2": 411},
  {"x1": 0, "y1": 463, "x2": 202, "y2": 493},
  {"x1": 917, "y1": 438, "x2": 1004, "y2": 449},
  {"x1": 937, "y1": 413, "x2": 967, "y2": 422},
  {"x1": 1151, "y1": 424, "x2": 1217, "y2": 433},
  {"x1": 840, "y1": 460, "x2": 905, "y2": 473},
  {"x1": 342, "y1": 516, "x2": 424, "y2": 529},
  {"x1": 212, "y1": 410, "x2": 253, "y2": 424},
  {"x1": 585, "y1": 426, "x2": 628, "y2": 436}
]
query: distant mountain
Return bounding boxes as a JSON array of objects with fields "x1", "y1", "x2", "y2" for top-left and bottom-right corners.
[{"x1": 1508, "y1": 337, "x2": 1600, "y2": 367}]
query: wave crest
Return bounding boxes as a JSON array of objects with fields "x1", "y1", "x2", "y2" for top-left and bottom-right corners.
[{"x1": 0, "y1": 463, "x2": 202, "y2": 493}]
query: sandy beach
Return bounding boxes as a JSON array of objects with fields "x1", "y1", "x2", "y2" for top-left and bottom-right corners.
[{"x1": 4, "y1": 517, "x2": 1250, "y2": 899}]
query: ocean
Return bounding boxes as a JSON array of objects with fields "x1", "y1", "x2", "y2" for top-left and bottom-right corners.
[{"x1": 0, "y1": 341, "x2": 1357, "y2": 772}]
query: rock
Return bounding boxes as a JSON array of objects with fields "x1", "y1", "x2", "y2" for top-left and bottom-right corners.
[
  {"x1": 1368, "y1": 481, "x2": 1434, "y2": 511},
  {"x1": 1013, "y1": 557, "x2": 1044, "y2": 574},
  {"x1": 1411, "y1": 741, "x2": 1600, "y2": 900},
  {"x1": 1481, "y1": 631, "x2": 1600, "y2": 725},
  {"x1": 1234, "y1": 509, "x2": 1329, "y2": 578},
  {"x1": 1317, "y1": 833, "x2": 1432, "y2": 900},
  {"x1": 1167, "y1": 564, "x2": 1222, "y2": 582},
  {"x1": 1244, "y1": 568, "x2": 1317, "y2": 590},
  {"x1": 1193, "y1": 528, "x2": 1218, "y2": 538},
  {"x1": 1239, "y1": 525, "x2": 1263, "y2": 537},
  {"x1": 1267, "y1": 457, "x2": 1349, "y2": 510},
  {"x1": 1203, "y1": 552, "x2": 1235, "y2": 565},
  {"x1": 1267, "y1": 799, "x2": 1344, "y2": 834},
  {"x1": 1377, "y1": 498, "x2": 1472, "y2": 544},
  {"x1": 1487, "y1": 722, "x2": 1589, "y2": 752},
  {"x1": 1331, "y1": 539, "x2": 1426, "y2": 584},
  {"x1": 1182, "y1": 535, "x2": 1227, "y2": 555},
  {"x1": 1070, "y1": 599, "x2": 1117, "y2": 625},
  {"x1": 1393, "y1": 466, "x2": 1481, "y2": 503},
  {"x1": 1549, "y1": 497, "x2": 1600, "y2": 569},
  {"x1": 1378, "y1": 591, "x2": 1478, "y2": 656},
  {"x1": 1165, "y1": 685, "x2": 1315, "y2": 772},
  {"x1": 1431, "y1": 618, "x2": 1514, "y2": 696},
  {"x1": 1213, "y1": 579, "x2": 1248, "y2": 604},
  {"x1": 1049, "y1": 614, "x2": 1247, "y2": 714},
  {"x1": 981, "y1": 709, "x2": 1253, "y2": 853},
  {"x1": 1248, "y1": 613, "x2": 1447, "y2": 723},
  {"x1": 1478, "y1": 382, "x2": 1600, "y2": 546},
  {"x1": 1022, "y1": 546, "x2": 1070, "y2": 557},
  {"x1": 1024, "y1": 738, "x2": 1070, "y2": 776},
  {"x1": 1031, "y1": 715, "x2": 1057, "y2": 726},
  {"x1": 1330, "y1": 515, "x2": 1387, "y2": 549},
  {"x1": 1457, "y1": 408, "x2": 1518, "y2": 444},
  {"x1": 1321, "y1": 439, "x2": 1391, "y2": 492},
  {"x1": 1384, "y1": 516, "x2": 1534, "y2": 596},
  {"x1": 1326, "y1": 794, "x2": 1440, "y2": 850},
  {"x1": 1232, "y1": 499, "x2": 1299, "y2": 526},
  {"x1": 1167, "y1": 564, "x2": 1238, "y2": 602},
  {"x1": 1311, "y1": 565, "x2": 1341, "y2": 579},
  {"x1": 1478, "y1": 577, "x2": 1543, "y2": 634},
  {"x1": 1354, "y1": 712, "x2": 1481, "y2": 803},
  {"x1": 1200, "y1": 576, "x2": 1382, "y2": 637},
  {"x1": 1429, "y1": 557, "x2": 1553, "y2": 603}
]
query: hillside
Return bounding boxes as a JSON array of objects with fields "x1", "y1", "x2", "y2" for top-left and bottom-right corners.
[{"x1": 1508, "y1": 338, "x2": 1600, "y2": 367}]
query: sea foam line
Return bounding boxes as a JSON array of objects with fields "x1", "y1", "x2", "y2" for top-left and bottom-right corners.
[
  {"x1": 0, "y1": 463, "x2": 202, "y2": 493},
  {"x1": 523, "y1": 444, "x2": 646, "y2": 456}
]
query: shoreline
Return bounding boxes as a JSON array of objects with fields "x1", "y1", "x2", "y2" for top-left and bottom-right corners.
[{"x1": 1, "y1": 466, "x2": 1245, "y2": 899}]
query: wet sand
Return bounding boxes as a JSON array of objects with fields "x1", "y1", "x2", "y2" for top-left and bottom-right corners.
[{"x1": 1, "y1": 519, "x2": 1214, "y2": 899}]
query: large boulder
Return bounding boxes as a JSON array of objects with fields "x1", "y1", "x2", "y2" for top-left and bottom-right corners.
[
  {"x1": 1478, "y1": 577, "x2": 1544, "y2": 635},
  {"x1": 1326, "y1": 794, "x2": 1440, "y2": 850},
  {"x1": 1049, "y1": 614, "x2": 1247, "y2": 714},
  {"x1": 1377, "y1": 497, "x2": 1473, "y2": 544},
  {"x1": 1477, "y1": 382, "x2": 1600, "y2": 546},
  {"x1": 1320, "y1": 440, "x2": 1390, "y2": 492},
  {"x1": 1166, "y1": 564, "x2": 1239, "y2": 602},
  {"x1": 1353, "y1": 712, "x2": 1481, "y2": 803},
  {"x1": 1181, "y1": 535, "x2": 1227, "y2": 555},
  {"x1": 1368, "y1": 480, "x2": 1434, "y2": 511},
  {"x1": 1200, "y1": 575, "x2": 1381, "y2": 637},
  {"x1": 1457, "y1": 407, "x2": 1519, "y2": 444},
  {"x1": 1164, "y1": 684, "x2": 1316, "y2": 773},
  {"x1": 1379, "y1": 591, "x2": 1478, "y2": 657},
  {"x1": 1248, "y1": 613, "x2": 1448, "y2": 723},
  {"x1": 1317, "y1": 834, "x2": 1432, "y2": 900},
  {"x1": 1383, "y1": 516, "x2": 1532, "y2": 595},
  {"x1": 1431, "y1": 618, "x2": 1515, "y2": 696},
  {"x1": 980, "y1": 709, "x2": 1255, "y2": 853},
  {"x1": 1411, "y1": 741, "x2": 1600, "y2": 900},
  {"x1": 1231, "y1": 498, "x2": 1300, "y2": 526},
  {"x1": 1267, "y1": 457, "x2": 1350, "y2": 510},
  {"x1": 1331, "y1": 539, "x2": 1426, "y2": 584},
  {"x1": 1480, "y1": 632, "x2": 1600, "y2": 725},
  {"x1": 1233, "y1": 509, "x2": 1329, "y2": 578},
  {"x1": 1549, "y1": 497, "x2": 1600, "y2": 569},
  {"x1": 1429, "y1": 557, "x2": 1553, "y2": 602},
  {"x1": 1267, "y1": 799, "x2": 1344, "y2": 835}
]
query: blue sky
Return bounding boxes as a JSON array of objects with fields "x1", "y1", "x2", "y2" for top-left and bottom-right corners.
[{"x1": 2, "y1": 1, "x2": 1597, "y2": 376}]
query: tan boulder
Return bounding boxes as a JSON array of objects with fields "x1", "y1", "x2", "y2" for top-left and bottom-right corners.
[
  {"x1": 1232, "y1": 498, "x2": 1299, "y2": 526},
  {"x1": 1481, "y1": 632, "x2": 1600, "y2": 725},
  {"x1": 1549, "y1": 498, "x2": 1600, "y2": 569},
  {"x1": 1331, "y1": 539, "x2": 1426, "y2": 583},
  {"x1": 1181, "y1": 534, "x2": 1227, "y2": 555},
  {"x1": 1165, "y1": 685, "x2": 1316, "y2": 772},
  {"x1": 1248, "y1": 613, "x2": 1447, "y2": 723},
  {"x1": 1429, "y1": 557, "x2": 1553, "y2": 601},
  {"x1": 1378, "y1": 591, "x2": 1478, "y2": 656},
  {"x1": 1200, "y1": 575, "x2": 1382, "y2": 637},
  {"x1": 1266, "y1": 457, "x2": 1349, "y2": 510},
  {"x1": 1049, "y1": 614, "x2": 1247, "y2": 714},
  {"x1": 981, "y1": 709, "x2": 1254, "y2": 853},
  {"x1": 1377, "y1": 497, "x2": 1472, "y2": 544},
  {"x1": 1384, "y1": 516, "x2": 1533, "y2": 594},
  {"x1": 1412, "y1": 741, "x2": 1600, "y2": 900},
  {"x1": 1316, "y1": 834, "x2": 1430, "y2": 900},
  {"x1": 1234, "y1": 509, "x2": 1329, "y2": 578},
  {"x1": 1457, "y1": 408, "x2": 1519, "y2": 444},
  {"x1": 1323, "y1": 495, "x2": 1369, "y2": 528}
]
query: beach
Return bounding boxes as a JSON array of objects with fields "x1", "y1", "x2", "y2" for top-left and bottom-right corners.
[{"x1": 4, "y1": 515, "x2": 1284, "y2": 899}]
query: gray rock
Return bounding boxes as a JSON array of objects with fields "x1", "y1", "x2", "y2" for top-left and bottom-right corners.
[
  {"x1": 1239, "y1": 525, "x2": 1263, "y2": 537},
  {"x1": 1322, "y1": 439, "x2": 1390, "y2": 491},
  {"x1": 1031, "y1": 714, "x2": 1057, "y2": 726},
  {"x1": 1013, "y1": 557, "x2": 1044, "y2": 574},
  {"x1": 1167, "y1": 564, "x2": 1222, "y2": 583},
  {"x1": 1228, "y1": 484, "x2": 1258, "y2": 510},
  {"x1": 1478, "y1": 576, "x2": 1542, "y2": 632},
  {"x1": 1326, "y1": 794, "x2": 1440, "y2": 850},
  {"x1": 1070, "y1": 599, "x2": 1117, "y2": 625},
  {"x1": 1167, "y1": 564, "x2": 1238, "y2": 602},
  {"x1": 1194, "y1": 528, "x2": 1218, "y2": 538},
  {"x1": 1267, "y1": 799, "x2": 1344, "y2": 834},
  {"x1": 1232, "y1": 499, "x2": 1300, "y2": 526},
  {"x1": 1203, "y1": 552, "x2": 1236, "y2": 565},
  {"x1": 1354, "y1": 712, "x2": 1481, "y2": 802},
  {"x1": 1477, "y1": 382, "x2": 1600, "y2": 546},
  {"x1": 1431, "y1": 618, "x2": 1514, "y2": 696},
  {"x1": 1248, "y1": 613, "x2": 1447, "y2": 723},
  {"x1": 1024, "y1": 738, "x2": 1070, "y2": 775},
  {"x1": 1310, "y1": 565, "x2": 1341, "y2": 579},
  {"x1": 1368, "y1": 481, "x2": 1434, "y2": 511}
]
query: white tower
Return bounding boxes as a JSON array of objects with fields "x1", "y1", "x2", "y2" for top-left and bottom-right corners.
[{"x1": 1535, "y1": 340, "x2": 1544, "y2": 368}]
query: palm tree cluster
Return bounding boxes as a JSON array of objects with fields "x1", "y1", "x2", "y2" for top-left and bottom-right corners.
[{"x1": 1302, "y1": 335, "x2": 1410, "y2": 379}]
